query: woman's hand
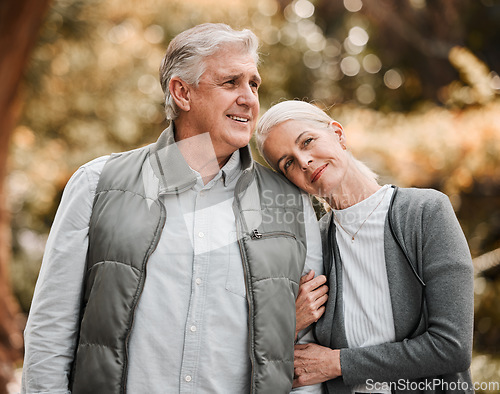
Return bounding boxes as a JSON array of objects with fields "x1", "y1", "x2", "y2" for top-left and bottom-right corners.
[
  {"x1": 293, "y1": 343, "x2": 341, "y2": 387},
  {"x1": 295, "y1": 270, "x2": 328, "y2": 337}
]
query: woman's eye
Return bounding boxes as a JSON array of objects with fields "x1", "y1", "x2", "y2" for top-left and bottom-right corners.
[
  {"x1": 303, "y1": 137, "x2": 313, "y2": 147},
  {"x1": 284, "y1": 159, "x2": 293, "y2": 171}
]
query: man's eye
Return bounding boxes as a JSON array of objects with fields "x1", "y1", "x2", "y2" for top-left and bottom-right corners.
[
  {"x1": 250, "y1": 81, "x2": 259, "y2": 89},
  {"x1": 225, "y1": 80, "x2": 236, "y2": 85}
]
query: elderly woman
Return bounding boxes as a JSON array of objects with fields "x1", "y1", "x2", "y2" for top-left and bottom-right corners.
[{"x1": 256, "y1": 100, "x2": 474, "y2": 394}]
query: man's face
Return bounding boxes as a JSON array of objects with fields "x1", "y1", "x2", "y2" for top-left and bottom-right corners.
[{"x1": 185, "y1": 45, "x2": 261, "y2": 161}]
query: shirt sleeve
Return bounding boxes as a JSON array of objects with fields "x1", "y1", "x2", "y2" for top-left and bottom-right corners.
[
  {"x1": 301, "y1": 193, "x2": 323, "y2": 277},
  {"x1": 291, "y1": 193, "x2": 324, "y2": 394},
  {"x1": 21, "y1": 156, "x2": 107, "y2": 394}
]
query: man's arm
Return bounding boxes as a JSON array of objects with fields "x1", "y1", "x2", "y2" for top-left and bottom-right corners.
[
  {"x1": 22, "y1": 157, "x2": 106, "y2": 393},
  {"x1": 299, "y1": 194, "x2": 323, "y2": 276},
  {"x1": 291, "y1": 194, "x2": 324, "y2": 394},
  {"x1": 296, "y1": 193, "x2": 324, "y2": 339}
]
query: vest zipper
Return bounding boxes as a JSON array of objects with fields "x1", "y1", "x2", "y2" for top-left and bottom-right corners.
[
  {"x1": 236, "y1": 227, "x2": 256, "y2": 393},
  {"x1": 121, "y1": 200, "x2": 167, "y2": 393},
  {"x1": 251, "y1": 229, "x2": 297, "y2": 240}
]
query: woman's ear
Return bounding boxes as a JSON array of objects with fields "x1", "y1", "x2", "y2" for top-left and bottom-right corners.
[
  {"x1": 329, "y1": 121, "x2": 347, "y2": 149},
  {"x1": 169, "y1": 77, "x2": 191, "y2": 112}
]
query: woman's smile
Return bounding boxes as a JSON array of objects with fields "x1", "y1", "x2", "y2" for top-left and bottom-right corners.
[{"x1": 311, "y1": 164, "x2": 328, "y2": 183}]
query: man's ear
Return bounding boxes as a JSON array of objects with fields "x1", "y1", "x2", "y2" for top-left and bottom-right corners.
[{"x1": 169, "y1": 77, "x2": 191, "y2": 112}]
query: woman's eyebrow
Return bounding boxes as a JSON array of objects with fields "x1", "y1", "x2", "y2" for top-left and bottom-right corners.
[
  {"x1": 276, "y1": 131, "x2": 309, "y2": 169},
  {"x1": 277, "y1": 154, "x2": 287, "y2": 170},
  {"x1": 294, "y1": 131, "x2": 308, "y2": 145}
]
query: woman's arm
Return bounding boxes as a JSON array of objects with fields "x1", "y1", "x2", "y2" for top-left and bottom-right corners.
[
  {"x1": 294, "y1": 191, "x2": 474, "y2": 387},
  {"x1": 295, "y1": 271, "x2": 328, "y2": 339},
  {"x1": 293, "y1": 343, "x2": 340, "y2": 387}
]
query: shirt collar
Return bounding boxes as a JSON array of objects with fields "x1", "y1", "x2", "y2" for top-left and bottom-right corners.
[{"x1": 221, "y1": 149, "x2": 241, "y2": 186}]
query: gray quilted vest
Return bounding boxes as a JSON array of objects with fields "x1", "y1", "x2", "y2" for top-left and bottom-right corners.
[{"x1": 70, "y1": 126, "x2": 308, "y2": 394}]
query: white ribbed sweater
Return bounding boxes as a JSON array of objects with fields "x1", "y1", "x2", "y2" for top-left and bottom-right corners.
[{"x1": 333, "y1": 184, "x2": 394, "y2": 393}]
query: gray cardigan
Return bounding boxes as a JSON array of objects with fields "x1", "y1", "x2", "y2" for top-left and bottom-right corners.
[{"x1": 315, "y1": 186, "x2": 474, "y2": 393}]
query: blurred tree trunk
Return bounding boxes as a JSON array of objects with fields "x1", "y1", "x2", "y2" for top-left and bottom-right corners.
[{"x1": 0, "y1": 0, "x2": 51, "y2": 392}]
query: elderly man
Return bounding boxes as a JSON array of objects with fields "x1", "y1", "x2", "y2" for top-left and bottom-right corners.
[{"x1": 22, "y1": 23, "x2": 323, "y2": 393}]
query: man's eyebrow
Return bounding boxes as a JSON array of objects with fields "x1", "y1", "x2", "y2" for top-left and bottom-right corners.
[
  {"x1": 216, "y1": 73, "x2": 241, "y2": 82},
  {"x1": 217, "y1": 72, "x2": 261, "y2": 84}
]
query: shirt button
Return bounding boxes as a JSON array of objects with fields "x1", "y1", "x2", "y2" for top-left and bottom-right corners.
[
  {"x1": 199, "y1": 190, "x2": 206, "y2": 196},
  {"x1": 195, "y1": 278, "x2": 202, "y2": 285},
  {"x1": 190, "y1": 325, "x2": 197, "y2": 332},
  {"x1": 185, "y1": 375, "x2": 192, "y2": 382},
  {"x1": 198, "y1": 232, "x2": 204, "y2": 238}
]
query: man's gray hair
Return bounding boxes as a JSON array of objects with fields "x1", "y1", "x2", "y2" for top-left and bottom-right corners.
[
  {"x1": 159, "y1": 23, "x2": 259, "y2": 121},
  {"x1": 256, "y1": 100, "x2": 378, "y2": 181}
]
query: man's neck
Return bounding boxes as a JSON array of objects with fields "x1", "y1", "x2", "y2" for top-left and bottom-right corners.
[{"x1": 173, "y1": 126, "x2": 229, "y2": 185}]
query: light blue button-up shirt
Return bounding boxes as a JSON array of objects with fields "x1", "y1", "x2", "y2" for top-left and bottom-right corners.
[{"x1": 22, "y1": 137, "x2": 323, "y2": 393}]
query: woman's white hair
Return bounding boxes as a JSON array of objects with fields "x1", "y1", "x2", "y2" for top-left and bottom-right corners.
[
  {"x1": 256, "y1": 100, "x2": 378, "y2": 181},
  {"x1": 159, "y1": 23, "x2": 259, "y2": 121}
]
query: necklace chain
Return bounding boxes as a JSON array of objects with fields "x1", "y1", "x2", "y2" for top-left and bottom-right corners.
[{"x1": 333, "y1": 186, "x2": 389, "y2": 243}]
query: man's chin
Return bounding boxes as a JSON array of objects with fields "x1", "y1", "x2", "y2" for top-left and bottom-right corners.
[{"x1": 228, "y1": 131, "x2": 253, "y2": 147}]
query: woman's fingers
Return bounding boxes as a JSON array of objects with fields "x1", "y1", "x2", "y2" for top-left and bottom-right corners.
[
  {"x1": 293, "y1": 344, "x2": 341, "y2": 387},
  {"x1": 316, "y1": 304, "x2": 326, "y2": 321},
  {"x1": 299, "y1": 270, "x2": 315, "y2": 286},
  {"x1": 301, "y1": 274, "x2": 326, "y2": 292},
  {"x1": 303, "y1": 283, "x2": 328, "y2": 305},
  {"x1": 296, "y1": 273, "x2": 329, "y2": 331}
]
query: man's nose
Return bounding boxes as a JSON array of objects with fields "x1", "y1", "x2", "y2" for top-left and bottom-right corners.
[{"x1": 236, "y1": 85, "x2": 258, "y2": 107}]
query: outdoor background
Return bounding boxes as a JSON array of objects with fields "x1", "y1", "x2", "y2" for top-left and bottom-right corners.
[{"x1": 1, "y1": 0, "x2": 500, "y2": 392}]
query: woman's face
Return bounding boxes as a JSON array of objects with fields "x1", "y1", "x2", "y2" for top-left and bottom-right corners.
[{"x1": 262, "y1": 119, "x2": 348, "y2": 197}]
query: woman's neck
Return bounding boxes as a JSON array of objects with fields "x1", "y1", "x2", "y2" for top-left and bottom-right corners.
[{"x1": 325, "y1": 167, "x2": 381, "y2": 210}]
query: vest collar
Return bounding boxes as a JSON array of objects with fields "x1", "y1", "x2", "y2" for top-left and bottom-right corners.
[{"x1": 149, "y1": 122, "x2": 254, "y2": 194}]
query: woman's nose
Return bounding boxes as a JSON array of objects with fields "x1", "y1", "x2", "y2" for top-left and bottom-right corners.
[{"x1": 299, "y1": 157, "x2": 313, "y2": 170}]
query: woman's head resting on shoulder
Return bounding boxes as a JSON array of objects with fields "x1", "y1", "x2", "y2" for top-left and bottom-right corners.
[{"x1": 256, "y1": 100, "x2": 378, "y2": 205}]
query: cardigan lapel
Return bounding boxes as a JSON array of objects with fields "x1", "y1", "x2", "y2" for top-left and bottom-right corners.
[
  {"x1": 329, "y1": 224, "x2": 349, "y2": 349},
  {"x1": 315, "y1": 213, "x2": 347, "y2": 348}
]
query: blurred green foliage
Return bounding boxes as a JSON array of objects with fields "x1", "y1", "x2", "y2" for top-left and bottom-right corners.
[{"x1": 7, "y1": 0, "x2": 500, "y2": 390}]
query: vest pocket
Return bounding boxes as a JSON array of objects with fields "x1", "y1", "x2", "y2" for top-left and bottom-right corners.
[
  {"x1": 250, "y1": 229, "x2": 297, "y2": 241},
  {"x1": 225, "y1": 230, "x2": 300, "y2": 298}
]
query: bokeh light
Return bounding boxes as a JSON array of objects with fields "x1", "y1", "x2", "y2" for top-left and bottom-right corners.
[
  {"x1": 362, "y1": 53, "x2": 382, "y2": 74},
  {"x1": 348, "y1": 26, "x2": 369, "y2": 46},
  {"x1": 356, "y1": 84, "x2": 376, "y2": 104},
  {"x1": 294, "y1": 0, "x2": 315, "y2": 19},
  {"x1": 384, "y1": 68, "x2": 404, "y2": 89},
  {"x1": 344, "y1": 0, "x2": 363, "y2": 13},
  {"x1": 340, "y1": 56, "x2": 361, "y2": 76}
]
